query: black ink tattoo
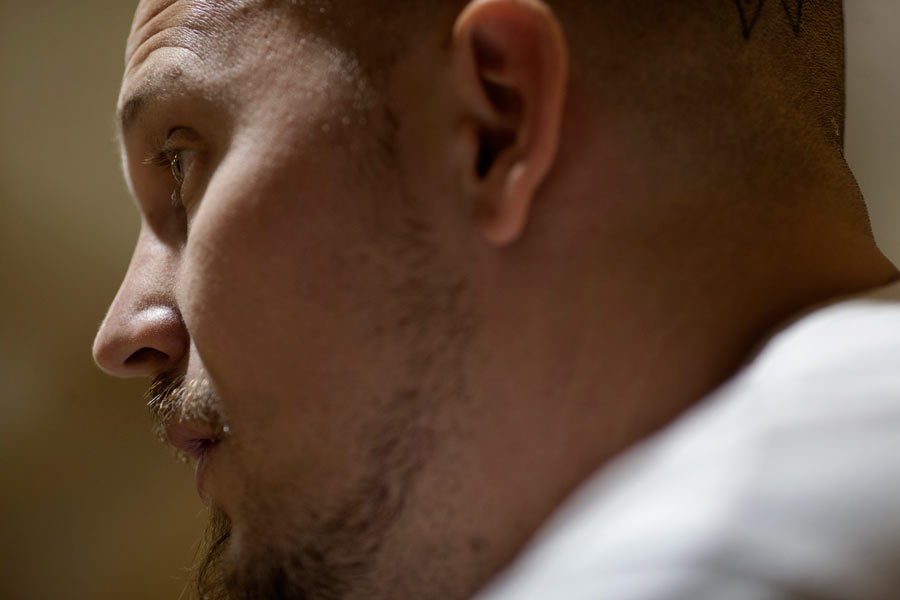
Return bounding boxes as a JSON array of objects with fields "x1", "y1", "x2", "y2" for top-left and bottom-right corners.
[
  {"x1": 780, "y1": 0, "x2": 803, "y2": 35},
  {"x1": 734, "y1": 0, "x2": 804, "y2": 40},
  {"x1": 735, "y1": 0, "x2": 765, "y2": 39}
]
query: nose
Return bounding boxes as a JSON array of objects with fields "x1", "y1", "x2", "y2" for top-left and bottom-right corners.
[{"x1": 93, "y1": 227, "x2": 189, "y2": 377}]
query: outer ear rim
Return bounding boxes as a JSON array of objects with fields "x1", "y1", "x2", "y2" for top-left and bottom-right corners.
[{"x1": 452, "y1": 0, "x2": 569, "y2": 246}]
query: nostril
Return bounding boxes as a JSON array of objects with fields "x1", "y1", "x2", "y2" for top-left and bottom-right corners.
[
  {"x1": 93, "y1": 302, "x2": 188, "y2": 377},
  {"x1": 125, "y1": 347, "x2": 171, "y2": 368}
]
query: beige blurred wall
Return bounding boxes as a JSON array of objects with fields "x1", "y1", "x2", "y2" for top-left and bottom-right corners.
[
  {"x1": 0, "y1": 3, "x2": 897, "y2": 600},
  {"x1": 846, "y1": 1, "x2": 900, "y2": 263},
  {"x1": 0, "y1": 3, "x2": 204, "y2": 600}
]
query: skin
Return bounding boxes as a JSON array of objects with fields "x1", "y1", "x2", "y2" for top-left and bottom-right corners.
[
  {"x1": 94, "y1": 1, "x2": 898, "y2": 599},
  {"x1": 99, "y1": 2, "x2": 517, "y2": 597}
]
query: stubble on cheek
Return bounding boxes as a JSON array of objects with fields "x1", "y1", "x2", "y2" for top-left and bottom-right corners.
[
  {"x1": 192, "y1": 385, "x2": 442, "y2": 600},
  {"x1": 173, "y1": 89, "x2": 479, "y2": 598},
  {"x1": 185, "y1": 271, "x2": 478, "y2": 600}
]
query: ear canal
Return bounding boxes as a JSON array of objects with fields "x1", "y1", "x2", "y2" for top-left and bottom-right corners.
[
  {"x1": 477, "y1": 126, "x2": 516, "y2": 179},
  {"x1": 472, "y1": 40, "x2": 523, "y2": 180}
]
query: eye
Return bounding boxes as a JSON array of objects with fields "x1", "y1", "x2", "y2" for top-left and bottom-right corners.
[
  {"x1": 170, "y1": 151, "x2": 185, "y2": 185},
  {"x1": 144, "y1": 129, "x2": 201, "y2": 211},
  {"x1": 145, "y1": 145, "x2": 190, "y2": 190}
]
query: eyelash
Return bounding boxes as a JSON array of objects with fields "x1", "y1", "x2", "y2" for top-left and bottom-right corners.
[{"x1": 145, "y1": 146, "x2": 187, "y2": 206}]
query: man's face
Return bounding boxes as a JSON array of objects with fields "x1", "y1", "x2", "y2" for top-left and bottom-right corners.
[{"x1": 94, "y1": 1, "x2": 489, "y2": 598}]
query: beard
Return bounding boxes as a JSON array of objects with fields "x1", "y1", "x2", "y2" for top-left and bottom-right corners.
[
  {"x1": 146, "y1": 370, "x2": 447, "y2": 600},
  {"x1": 192, "y1": 467, "x2": 417, "y2": 600}
]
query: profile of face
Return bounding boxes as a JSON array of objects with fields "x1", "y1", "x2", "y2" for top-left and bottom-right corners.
[
  {"x1": 91, "y1": 0, "x2": 558, "y2": 598},
  {"x1": 94, "y1": 3, "x2": 451, "y2": 600}
]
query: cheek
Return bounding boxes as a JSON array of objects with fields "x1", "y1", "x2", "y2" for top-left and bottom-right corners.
[
  {"x1": 176, "y1": 148, "x2": 407, "y2": 485},
  {"x1": 181, "y1": 159, "x2": 360, "y2": 395}
]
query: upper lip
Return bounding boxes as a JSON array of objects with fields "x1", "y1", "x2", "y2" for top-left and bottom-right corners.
[{"x1": 164, "y1": 420, "x2": 220, "y2": 461}]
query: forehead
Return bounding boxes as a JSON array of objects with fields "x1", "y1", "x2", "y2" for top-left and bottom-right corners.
[
  {"x1": 119, "y1": 0, "x2": 357, "y2": 116},
  {"x1": 117, "y1": 0, "x2": 375, "y2": 180},
  {"x1": 121, "y1": 1, "x2": 250, "y2": 116},
  {"x1": 120, "y1": 1, "x2": 304, "y2": 136},
  {"x1": 124, "y1": 0, "x2": 350, "y2": 67},
  {"x1": 127, "y1": 0, "x2": 238, "y2": 70}
]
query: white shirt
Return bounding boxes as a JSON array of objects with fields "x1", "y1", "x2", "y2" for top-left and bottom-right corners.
[{"x1": 476, "y1": 283, "x2": 900, "y2": 600}]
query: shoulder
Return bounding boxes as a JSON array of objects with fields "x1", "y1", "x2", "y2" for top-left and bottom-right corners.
[
  {"x1": 475, "y1": 297, "x2": 900, "y2": 600},
  {"x1": 742, "y1": 297, "x2": 900, "y2": 392}
]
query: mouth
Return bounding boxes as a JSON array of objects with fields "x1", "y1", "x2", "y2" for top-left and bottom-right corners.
[{"x1": 164, "y1": 420, "x2": 227, "y2": 503}]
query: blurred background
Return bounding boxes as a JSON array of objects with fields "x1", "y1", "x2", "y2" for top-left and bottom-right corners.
[{"x1": 1, "y1": 2, "x2": 898, "y2": 599}]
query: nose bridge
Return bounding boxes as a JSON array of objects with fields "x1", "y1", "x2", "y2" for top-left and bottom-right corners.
[{"x1": 93, "y1": 224, "x2": 188, "y2": 377}]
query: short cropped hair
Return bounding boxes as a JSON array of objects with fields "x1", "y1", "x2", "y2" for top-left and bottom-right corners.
[{"x1": 274, "y1": 0, "x2": 845, "y2": 151}]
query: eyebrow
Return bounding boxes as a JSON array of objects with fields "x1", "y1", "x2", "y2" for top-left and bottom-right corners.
[
  {"x1": 118, "y1": 92, "x2": 151, "y2": 135},
  {"x1": 117, "y1": 66, "x2": 190, "y2": 137}
]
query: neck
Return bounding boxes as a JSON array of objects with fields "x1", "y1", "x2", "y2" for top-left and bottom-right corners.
[
  {"x1": 578, "y1": 147, "x2": 898, "y2": 448},
  {"x1": 462, "y1": 148, "x2": 897, "y2": 580}
]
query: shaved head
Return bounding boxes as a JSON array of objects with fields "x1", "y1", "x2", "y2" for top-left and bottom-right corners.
[
  {"x1": 274, "y1": 0, "x2": 846, "y2": 147},
  {"x1": 131, "y1": 0, "x2": 847, "y2": 182}
]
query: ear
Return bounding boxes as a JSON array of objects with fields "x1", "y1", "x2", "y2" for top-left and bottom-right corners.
[{"x1": 452, "y1": 0, "x2": 568, "y2": 246}]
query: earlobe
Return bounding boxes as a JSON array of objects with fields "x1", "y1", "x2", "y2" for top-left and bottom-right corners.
[{"x1": 452, "y1": 0, "x2": 569, "y2": 246}]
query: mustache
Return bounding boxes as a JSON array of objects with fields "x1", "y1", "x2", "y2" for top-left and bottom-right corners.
[{"x1": 145, "y1": 372, "x2": 228, "y2": 444}]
